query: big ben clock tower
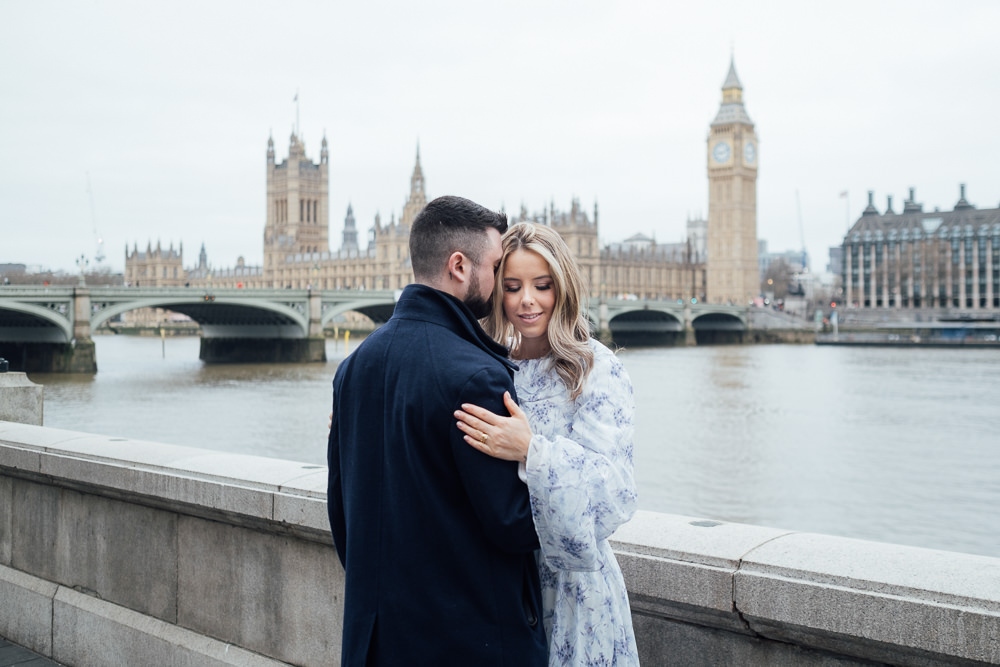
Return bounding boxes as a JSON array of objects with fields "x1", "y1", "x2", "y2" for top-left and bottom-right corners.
[{"x1": 706, "y1": 57, "x2": 759, "y2": 304}]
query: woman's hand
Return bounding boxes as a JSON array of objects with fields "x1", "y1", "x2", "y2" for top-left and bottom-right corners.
[{"x1": 455, "y1": 391, "x2": 532, "y2": 463}]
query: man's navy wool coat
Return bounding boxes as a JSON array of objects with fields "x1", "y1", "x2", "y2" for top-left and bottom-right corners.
[{"x1": 327, "y1": 284, "x2": 546, "y2": 666}]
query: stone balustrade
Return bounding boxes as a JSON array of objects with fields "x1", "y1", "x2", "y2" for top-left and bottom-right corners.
[{"x1": 0, "y1": 422, "x2": 997, "y2": 666}]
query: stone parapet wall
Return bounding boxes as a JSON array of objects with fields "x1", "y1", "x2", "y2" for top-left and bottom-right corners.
[
  {"x1": 0, "y1": 373, "x2": 42, "y2": 425},
  {"x1": 1, "y1": 423, "x2": 997, "y2": 666},
  {"x1": 614, "y1": 513, "x2": 1000, "y2": 666},
  {"x1": 0, "y1": 422, "x2": 337, "y2": 666}
]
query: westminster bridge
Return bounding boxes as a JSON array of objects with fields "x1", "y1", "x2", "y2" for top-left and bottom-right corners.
[{"x1": 0, "y1": 286, "x2": 750, "y2": 372}]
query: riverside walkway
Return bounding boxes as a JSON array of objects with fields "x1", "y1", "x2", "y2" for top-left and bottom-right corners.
[{"x1": 0, "y1": 637, "x2": 60, "y2": 666}]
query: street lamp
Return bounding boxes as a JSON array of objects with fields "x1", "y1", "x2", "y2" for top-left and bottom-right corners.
[{"x1": 76, "y1": 254, "x2": 89, "y2": 286}]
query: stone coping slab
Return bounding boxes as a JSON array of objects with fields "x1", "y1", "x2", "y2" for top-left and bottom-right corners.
[
  {"x1": 739, "y1": 532, "x2": 1000, "y2": 611},
  {"x1": 0, "y1": 422, "x2": 328, "y2": 532},
  {"x1": 612, "y1": 509, "x2": 793, "y2": 569},
  {"x1": 613, "y1": 512, "x2": 1000, "y2": 664},
  {"x1": 736, "y1": 532, "x2": 1000, "y2": 664}
]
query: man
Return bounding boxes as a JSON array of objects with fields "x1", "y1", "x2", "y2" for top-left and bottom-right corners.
[{"x1": 327, "y1": 196, "x2": 546, "y2": 666}]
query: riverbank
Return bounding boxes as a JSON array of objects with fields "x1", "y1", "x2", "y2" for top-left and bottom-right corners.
[
  {"x1": 817, "y1": 319, "x2": 1000, "y2": 347},
  {"x1": 817, "y1": 331, "x2": 1000, "y2": 347},
  {"x1": 746, "y1": 329, "x2": 815, "y2": 344}
]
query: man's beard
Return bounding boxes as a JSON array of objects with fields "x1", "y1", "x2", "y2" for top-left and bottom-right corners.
[{"x1": 463, "y1": 270, "x2": 493, "y2": 319}]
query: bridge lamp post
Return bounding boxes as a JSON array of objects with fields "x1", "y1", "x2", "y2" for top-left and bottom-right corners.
[{"x1": 76, "y1": 254, "x2": 89, "y2": 286}]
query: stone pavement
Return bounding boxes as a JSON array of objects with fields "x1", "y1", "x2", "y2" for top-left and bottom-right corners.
[{"x1": 0, "y1": 638, "x2": 61, "y2": 666}]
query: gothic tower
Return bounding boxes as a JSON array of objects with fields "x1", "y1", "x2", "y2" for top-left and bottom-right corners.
[
  {"x1": 263, "y1": 132, "x2": 330, "y2": 285},
  {"x1": 340, "y1": 203, "x2": 359, "y2": 253},
  {"x1": 549, "y1": 198, "x2": 601, "y2": 297},
  {"x1": 706, "y1": 58, "x2": 759, "y2": 304},
  {"x1": 400, "y1": 145, "x2": 428, "y2": 227}
]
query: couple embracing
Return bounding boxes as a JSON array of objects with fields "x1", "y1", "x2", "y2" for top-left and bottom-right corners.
[{"x1": 327, "y1": 195, "x2": 639, "y2": 666}]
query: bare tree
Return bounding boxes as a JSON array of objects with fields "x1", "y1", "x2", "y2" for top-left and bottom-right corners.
[{"x1": 761, "y1": 258, "x2": 795, "y2": 299}]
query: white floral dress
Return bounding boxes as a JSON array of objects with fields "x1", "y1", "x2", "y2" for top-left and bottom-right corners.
[{"x1": 516, "y1": 339, "x2": 639, "y2": 666}]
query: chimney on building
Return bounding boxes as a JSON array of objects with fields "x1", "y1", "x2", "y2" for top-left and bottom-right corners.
[
  {"x1": 954, "y1": 183, "x2": 973, "y2": 210},
  {"x1": 862, "y1": 190, "x2": 879, "y2": 216}
]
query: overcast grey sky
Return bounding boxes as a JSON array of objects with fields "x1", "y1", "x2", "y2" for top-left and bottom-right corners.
[{"x1": 2, "y1": 0, "x2": 998, "y2": 274}]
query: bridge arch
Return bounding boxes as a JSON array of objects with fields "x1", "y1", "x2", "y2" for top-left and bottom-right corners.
[
  {"x1": 321, "y1": 297, "x2": 397, "y2": 327},
  {"x1": 607, "y1": 307, "x2": 684, "y2": 332},
  {"x1": 0, "y1": 302, "x2": 73, "y2": 343},
  {"x1": 603, "y1": 307, "x2": 684, "y2": 346},
  {"x1": 92, "y1": 297, "x2": 310, "y2": 339},
  {"x1": 690, "y1": 311, "x2": 747, "y2": 330},
  {"x1": 690, "y1": 311, "x2": 748, "y2": 344}
]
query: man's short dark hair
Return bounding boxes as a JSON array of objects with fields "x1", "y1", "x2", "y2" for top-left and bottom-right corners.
[{"x1": 409, "y1": 196, "x2": 508, "y2": 281}]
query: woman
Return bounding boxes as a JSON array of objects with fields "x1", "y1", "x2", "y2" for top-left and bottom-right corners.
[{"x1": 455, "y1": 222, "x2": 639, "y2": 666}]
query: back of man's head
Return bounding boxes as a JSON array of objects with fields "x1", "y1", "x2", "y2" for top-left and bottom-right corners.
[{"x1": 409, "y1": 196, "x2": 508, "y2": 282}]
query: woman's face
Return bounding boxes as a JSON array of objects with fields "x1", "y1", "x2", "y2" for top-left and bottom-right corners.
[{"x1": 502, "y1": 248, "x2": 556, "y2": 356}]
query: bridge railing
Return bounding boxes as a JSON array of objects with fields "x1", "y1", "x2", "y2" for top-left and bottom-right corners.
[{"x1": 1, "y1": 422, "x2": 998, "y2": 666}]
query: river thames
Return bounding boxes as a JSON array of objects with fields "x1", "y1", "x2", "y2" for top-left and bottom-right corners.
[{"x1": 27, "y1": 335, "x2": 1000, "y2": 558}]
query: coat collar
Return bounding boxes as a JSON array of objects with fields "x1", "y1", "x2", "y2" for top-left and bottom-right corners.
[{"x1": 394, "y1": 284, "x2": 518, "y2": 374}]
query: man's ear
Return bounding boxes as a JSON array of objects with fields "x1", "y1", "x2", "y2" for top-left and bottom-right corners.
[{"x1": 446, "y1": 251, "x2": 469, "y2": 285}]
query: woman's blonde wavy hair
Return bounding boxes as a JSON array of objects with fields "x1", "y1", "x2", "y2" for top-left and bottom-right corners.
[{"x1": 483, "y1": 223, "x2": 594, "y2": 400}]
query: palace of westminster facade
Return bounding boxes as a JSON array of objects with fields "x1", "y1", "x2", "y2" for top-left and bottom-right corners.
[{"x1": 126, "y1": 61, "x2": 764, "y2": 307}]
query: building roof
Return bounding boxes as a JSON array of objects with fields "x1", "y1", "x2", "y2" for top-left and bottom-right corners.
[
  {"x1": 711, "y1": 58, "x2": 753, "y2": 127},
  {"x1": 847, "y1": 186, "x2": 1000, "y2": 243},
  {"x1": 712, "y1": 103, "x2": 753, "y2": 126},
  {"x1": 722, "y1": 58, "x2": 742, "y2": 90}
]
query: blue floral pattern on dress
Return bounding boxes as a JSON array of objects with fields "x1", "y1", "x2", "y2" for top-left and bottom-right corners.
[{"x1": 516, "y1": 339, "x2": 639, "y2": 666}]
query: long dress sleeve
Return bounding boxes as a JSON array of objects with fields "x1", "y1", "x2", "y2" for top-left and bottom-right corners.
[
  {"x1": 515, "y1": 340, "x2": 640, "y2": 665},
  {"x1": 521, "y1": 341, "x2": 638, "y2": 572}
]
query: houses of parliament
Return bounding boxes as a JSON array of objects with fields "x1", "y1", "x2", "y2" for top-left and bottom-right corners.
[{"x1": 126, "y1": 61, "x2": 760, "y2": 307}]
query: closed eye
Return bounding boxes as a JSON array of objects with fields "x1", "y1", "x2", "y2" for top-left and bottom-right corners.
[{"x1": 503, "y1": 281, "x2": 521, "y2": 293}]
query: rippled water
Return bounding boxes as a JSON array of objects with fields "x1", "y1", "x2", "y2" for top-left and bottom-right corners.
[{"x1": 29, "y1": 335, "x2": 1000, "y2": 557}]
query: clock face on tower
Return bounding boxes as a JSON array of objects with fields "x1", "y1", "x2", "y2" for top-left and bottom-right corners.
[
  {"x1": 744, "y1": 141, "x2": 756, "y2": 165},
  {"x1": 712, "y1": 141, "x2": 731, "y2": 164}
]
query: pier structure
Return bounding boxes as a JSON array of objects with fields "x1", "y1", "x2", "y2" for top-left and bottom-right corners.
[{"x1": 1, "y1": 419, "x2": 997, "y2": 666}]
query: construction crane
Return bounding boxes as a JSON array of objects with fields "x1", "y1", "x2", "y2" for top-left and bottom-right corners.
[
  {"x1": 795, "y1": 189, "x2": 807, "y2": 271},
  {"x1": 87, "y1": 172, "x2": 106, "y2": 266}
]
